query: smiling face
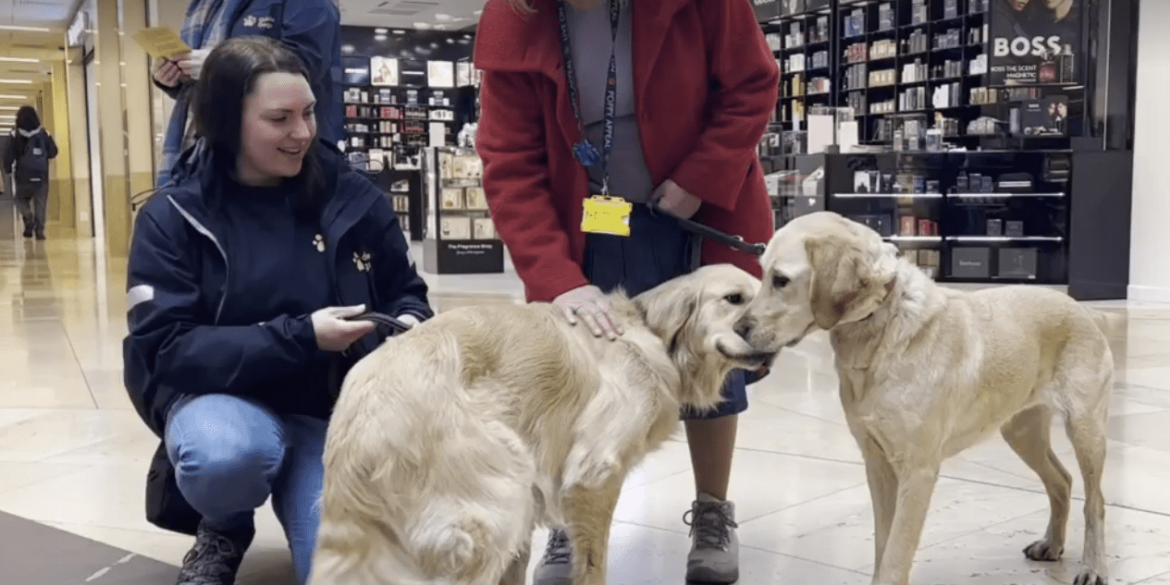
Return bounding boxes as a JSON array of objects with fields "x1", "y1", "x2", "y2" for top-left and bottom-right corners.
[
  {"x1": 237, "y1": 72, "x2": 316, "y2": 186},
  {"x1": 736, "y1": 212, "x2": 900, "y2": 354}
]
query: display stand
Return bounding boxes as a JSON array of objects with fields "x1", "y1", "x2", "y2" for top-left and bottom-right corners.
[
  {"x1": 755, "y1": 0, "x2": 1104, "y2": 289},
  {"x1": 336, "y1": 34, "x2": 481, "y2": 241},
  {"x1": 421, "y1": 146, "x2": 506, "y2": 274}
]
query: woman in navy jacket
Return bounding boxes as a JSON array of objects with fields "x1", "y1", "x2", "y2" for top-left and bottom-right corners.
[
  {"x1": 152, "y1": 0, "x2": 344, "y2": 187},
  {"x1": 124, "y1": 36, "x2": 430, "y2": 585}
]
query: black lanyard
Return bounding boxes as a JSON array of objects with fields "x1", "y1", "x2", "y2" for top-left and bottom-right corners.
[{"x1": 556, "y1": 0, "x2": 620, "y2": 195}]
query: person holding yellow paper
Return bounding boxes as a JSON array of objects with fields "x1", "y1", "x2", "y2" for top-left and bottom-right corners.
[
  {"x1": 474, "y1": 0, "x2": 779, "y2": 582},
  {"x1": 153, "y1": 0, "x2": 343, "y2": 188}
]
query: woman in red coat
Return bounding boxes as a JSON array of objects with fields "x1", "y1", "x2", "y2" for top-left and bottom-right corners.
[{"x1": 474, "y1": 0, "x2": 778, "y2": 582}]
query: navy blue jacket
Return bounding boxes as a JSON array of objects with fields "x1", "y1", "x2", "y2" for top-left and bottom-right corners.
[
  {"x1": 155, "y1": 0, "x2": 344, "y2": 145},
  {"x1": 123, "y1": 139, "x2": 431, "y2": 438}
]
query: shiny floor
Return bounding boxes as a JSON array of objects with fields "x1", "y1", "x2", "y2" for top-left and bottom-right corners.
[{"x1": 4, "y1": 204, "x2": 1170, "y2": 585}]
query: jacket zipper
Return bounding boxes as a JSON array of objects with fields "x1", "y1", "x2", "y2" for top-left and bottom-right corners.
[{"x1": 167, "y1": 196, "x2": 230, "y2": 325}]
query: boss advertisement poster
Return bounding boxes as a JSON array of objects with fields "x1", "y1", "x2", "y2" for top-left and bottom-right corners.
[{"x1": 989, "y1": 0, "x2": 1081, "y2": 86}]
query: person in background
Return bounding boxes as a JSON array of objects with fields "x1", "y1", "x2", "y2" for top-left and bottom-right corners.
[
  {"x1": 473, "y1": 0, "x2": 779, "y2": 583},
  {"x1": 124, "y1": 36, "x2": 431, "y2": 585},
  {"x1": 152, "y1": 0, "x2": 344, "y2": 188},
  {"x1": 3, "y1": 105, "x2": 59, "y2": 240}
]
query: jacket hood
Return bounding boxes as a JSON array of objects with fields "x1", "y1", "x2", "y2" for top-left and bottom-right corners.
[{"x1": 16, "y1": 126, "x2": 43, "y2": 138}]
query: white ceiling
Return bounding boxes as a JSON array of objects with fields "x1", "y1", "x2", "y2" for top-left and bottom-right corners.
[
  {"x1": 339, "y1": 0, "x2": 484, "y2": 30},
  {"x1": 0, "y1": 0, "x2": 71, "y2": 111}
]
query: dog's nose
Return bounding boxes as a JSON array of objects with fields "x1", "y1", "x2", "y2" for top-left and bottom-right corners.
[{"x1": 734, "y1": 319, "x2": 753, "y2": 340}]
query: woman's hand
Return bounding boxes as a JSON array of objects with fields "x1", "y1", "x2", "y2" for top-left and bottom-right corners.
[
  {"x1": 152, "y1": 57, "x2": 185, "y2": 88},
  {"x1": 176, "y1": 49, "x2": 211, "y2": 81},
  {"x1": 311, "y1": 305, "x2": 376, "y2": 352},
  {"x1": 652, "y1": 179, "x2": 702, "y2": 219},
  {"x1": 553, "y1": 284, "x2": 623, "y2": 340}
]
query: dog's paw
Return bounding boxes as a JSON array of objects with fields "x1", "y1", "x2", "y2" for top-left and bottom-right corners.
[
  {"x1": 1022, "y1": 539, "x2": 1063, "y2": 562},
  {"x1": 1072, "y1": 569, "x2": 1108, "y2": 585}
]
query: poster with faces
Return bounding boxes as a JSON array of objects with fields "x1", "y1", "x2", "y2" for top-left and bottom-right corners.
[{"x1": 370, "y1": 56, "x2": 399, "y2": 87}]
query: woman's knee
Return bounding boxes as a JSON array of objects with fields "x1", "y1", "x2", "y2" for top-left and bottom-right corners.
[{"x1": 166, "y1": 395, "x2": 287, "y2": 503}]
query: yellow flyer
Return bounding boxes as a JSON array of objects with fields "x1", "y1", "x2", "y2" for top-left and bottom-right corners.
[{"x1": 132, "y1": 27, "x2": 191, "y2": 61}]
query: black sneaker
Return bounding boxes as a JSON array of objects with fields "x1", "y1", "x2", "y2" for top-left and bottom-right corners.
[
  {"x1": 22, "y1": 228, "x2": 32, "y2": 238},
  {"x1": 175, "y1": 521, "x2": 254, "y2": 585}
]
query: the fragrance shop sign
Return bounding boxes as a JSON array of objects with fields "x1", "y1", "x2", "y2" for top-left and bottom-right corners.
[{"x1": 989, "y1": 0, "x2": 1081, "y2": 86}]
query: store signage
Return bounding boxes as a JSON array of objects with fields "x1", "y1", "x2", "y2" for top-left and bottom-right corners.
[
  {"x1": 435, "y1": 241, "x2": 505, "y2": 274},
  {"x1": 988, "y1": 0, "x2": 1081, "y2": 86}
]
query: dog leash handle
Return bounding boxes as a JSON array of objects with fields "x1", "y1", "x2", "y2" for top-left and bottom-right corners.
[{"x1": 346, "y1": 311, "x2": 414, "y2": 335}]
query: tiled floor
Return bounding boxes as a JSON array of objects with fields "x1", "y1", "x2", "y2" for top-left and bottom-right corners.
[{"x1": 4, "y1": 202, "x2": 1170, "y2": 584}]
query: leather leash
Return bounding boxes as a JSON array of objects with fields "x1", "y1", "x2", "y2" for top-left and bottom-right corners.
[
  {"x1": 346, "y1": 311, "x2": 414, "y2": 336},
  {"x1": 647, "y1": 198, "x2": 767, "y2": 258},
  {"x1": 673, "y1": 215, "x2": 767, "y2": 258}
]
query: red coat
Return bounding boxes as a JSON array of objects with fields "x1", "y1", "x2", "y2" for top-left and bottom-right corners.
[{"x1": 473, "y1": 0, "x2": 780, "y2": 302}]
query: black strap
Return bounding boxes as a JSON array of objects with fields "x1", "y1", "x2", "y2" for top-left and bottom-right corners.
[
  {"x1": 346, "y1": 311, "x2": 414, "y2": 335},
  {"x1": 557, "y1": 0, "x2": 620, "y2": 195},
  {"x1": 673, "y1": 215, "x2": 767, "y2": 258}
]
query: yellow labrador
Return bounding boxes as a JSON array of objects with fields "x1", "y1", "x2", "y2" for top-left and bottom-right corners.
[
  {"x1": 306, "y1": 264, "x2": 773, "y2": 585},
  {"x1": 735, "y1": 211, "x2": 1112, "y2": 585}
]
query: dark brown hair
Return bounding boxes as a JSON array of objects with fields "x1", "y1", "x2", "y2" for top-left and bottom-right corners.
[{"x1": 192, "y1": 35, "x2": 324, "y2": 218}]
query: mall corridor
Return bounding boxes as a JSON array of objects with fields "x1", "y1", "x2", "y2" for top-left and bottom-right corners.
[{"x1": 1, "y1": 202, "x2": 1170, "y2": 584}]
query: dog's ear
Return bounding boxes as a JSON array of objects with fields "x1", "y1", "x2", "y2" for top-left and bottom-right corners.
[
  {"x1": 804, "y1": 233, "x2": 868, "y2": 329},
  {"x1": 639, "y1": 279, "x2": 700, "y2": 353}
]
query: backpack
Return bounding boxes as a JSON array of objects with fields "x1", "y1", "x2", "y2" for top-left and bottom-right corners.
[{"x1": 14, "y1": 133, "x2": 50, "y2": 184}]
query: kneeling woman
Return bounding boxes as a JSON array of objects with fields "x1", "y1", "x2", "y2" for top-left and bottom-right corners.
[{"x1": 123, "y1": 36, "x2": 432, "y2": 585}]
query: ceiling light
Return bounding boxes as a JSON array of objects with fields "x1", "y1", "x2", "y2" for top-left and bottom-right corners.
[
  {"x1": 0, "y1": 79, "x2": 33, "y2": 84},
  {"x1": 0, "y1": 57, "x2": 39, "y2": 63},
  {"x1": 413, "y1": 22, "x2": 431, "y2": 29},
  {"x1": 0, "y1": 106, "x2": 18, "y2": 110},
  {"x1": 0, "y1": 25, "x2": 51, "y2": 32},
  {"x1": 374, "y1": 34, "x2": 387, "y2": 41},
  {"x1": 375, "y1": 28, "x2": 388, "y2": 34},
  {"x1": 0, "y1": 94, "x2": 26, "y2": 99},
  {"x1": 393, "y1": 30, "x2": 406, "y2": 34}
]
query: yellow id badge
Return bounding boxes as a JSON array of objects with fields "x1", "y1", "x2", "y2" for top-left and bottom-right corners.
[
  {"x1": 582, "y1": 194, "x2": 636, "y2": 235},
  {"x1": 581, "y1": 195, "x2": 632, "y2": 237}
]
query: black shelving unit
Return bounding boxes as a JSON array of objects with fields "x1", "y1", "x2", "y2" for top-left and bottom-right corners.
[{"x1": 835, "y1": 0, "x2": 990, "y2": 145}]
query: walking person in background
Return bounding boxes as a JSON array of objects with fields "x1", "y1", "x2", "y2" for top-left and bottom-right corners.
[
  {"x1": 3, "y1": 105, "x2": 59, "y2": 240},
  {"x1": 152, "y1": 0, "x2": 344, "y2": 187},
  {"x1": 474, "y1": 0, "x2": 779, "y2": 582}
]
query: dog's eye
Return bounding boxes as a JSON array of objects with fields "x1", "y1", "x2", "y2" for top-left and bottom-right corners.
[
  {"x1": 724, "y1": 293, "x2": 744, "y2": 305},
  {"x1": 772, "y1": 275, "x2": 790, "y2": 289}
]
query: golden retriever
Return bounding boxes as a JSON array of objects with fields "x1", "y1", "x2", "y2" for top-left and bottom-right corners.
[
  {"x1": 306, "y1": 263, "x2": 773, "y2": 585},
  {"x1": 735, "y1": 211, "x2": 1112, "y2": 585}
]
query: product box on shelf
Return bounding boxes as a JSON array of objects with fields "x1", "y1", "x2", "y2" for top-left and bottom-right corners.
[{"x1": 952, "y1": 247, "x2": 991, "y2": 279}]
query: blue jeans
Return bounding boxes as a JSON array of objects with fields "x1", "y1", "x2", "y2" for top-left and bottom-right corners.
[
  {"x1": 165, "y1": 394, "x2": 327, "y2": 584},
  {"x1": 582, "y1": 204, "x2": 749, "y2": 420}
]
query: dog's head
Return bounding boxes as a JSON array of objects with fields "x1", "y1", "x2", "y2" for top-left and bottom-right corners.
[
  {"x1": 736, "y1": 212, "x2": 899, "y2": 353},
  {"x1": 635, "y1": 264, "x2": 774, "y2": 410}
]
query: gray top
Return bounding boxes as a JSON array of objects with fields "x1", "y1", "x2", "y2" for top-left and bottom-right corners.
[{"x1": 564, "y1": 0, "x2": 654, "y2": 202}]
